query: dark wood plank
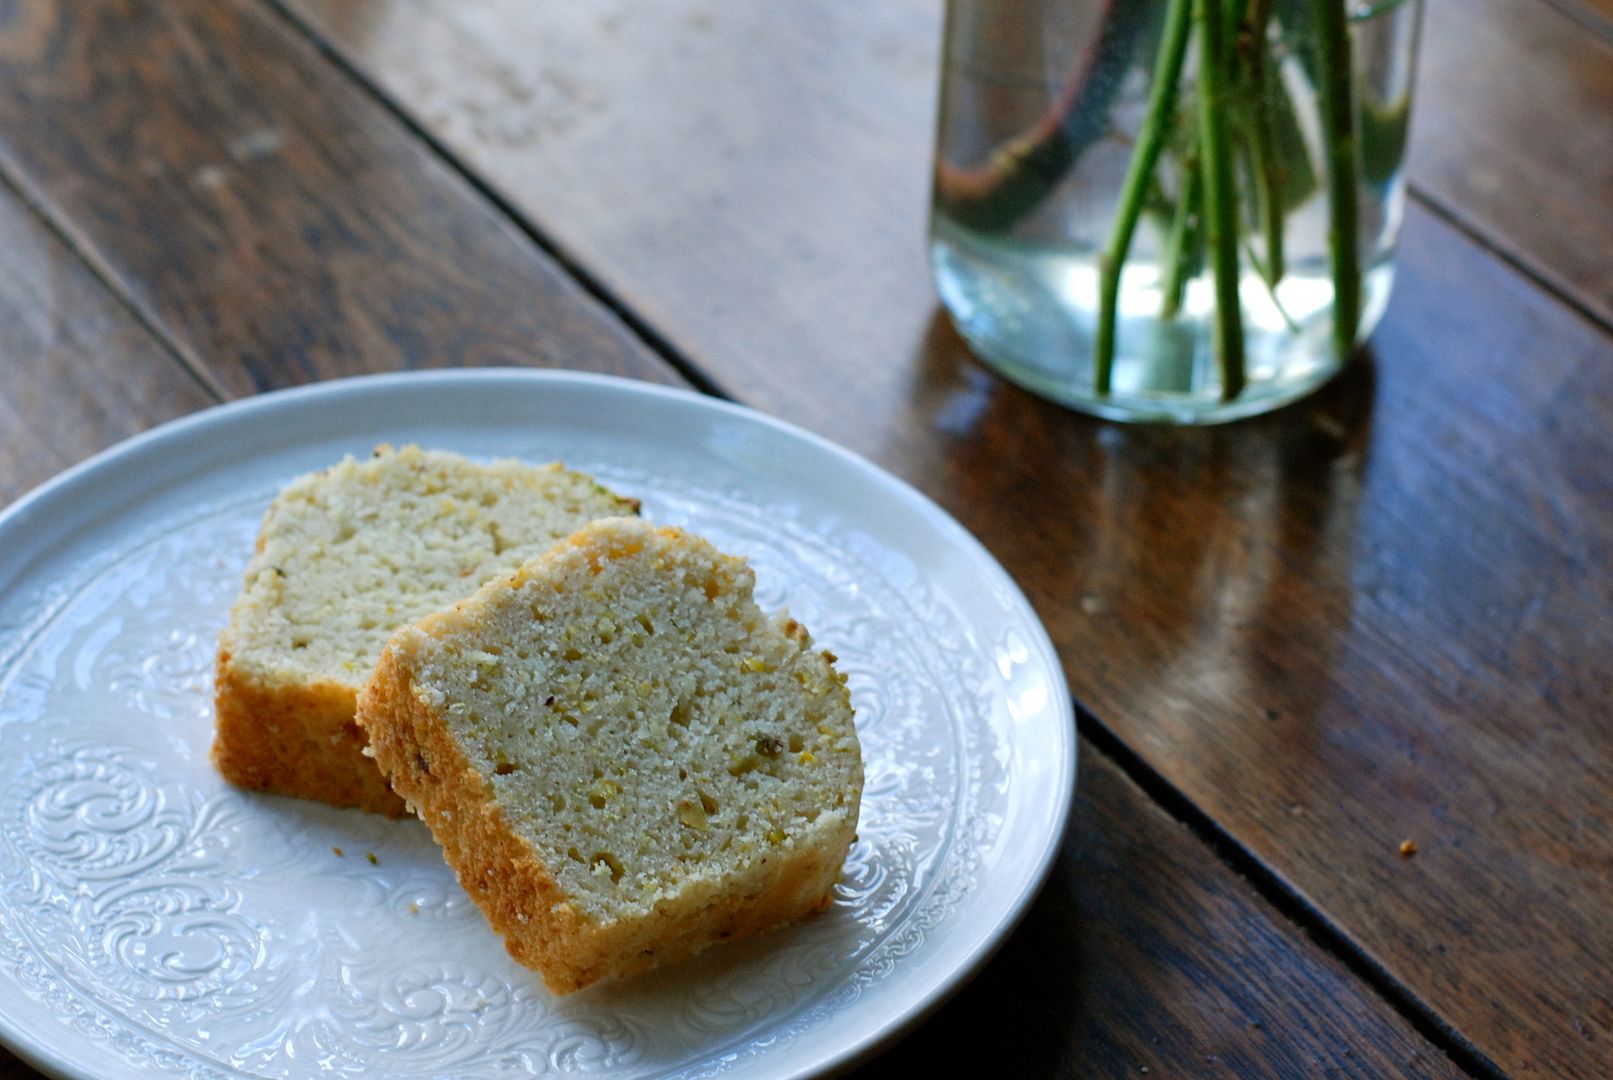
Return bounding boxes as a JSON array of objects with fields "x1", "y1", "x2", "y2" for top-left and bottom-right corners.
[
  {"x1": 0, "y1": 3, "x2": 1473, "y2": 1074},
  {"x1": 271, "y1": 0, "x2": 944, "y2": 399},
  {"x1": 0, "y1": 4, "x2": 1483, "y2": 1076},
  {"x1": 1548, "y1": 0, "x2": 1613, "y2": 43},
  {"x1": 279, "y1": 1, "x2": 1613, "y2": 1073},
  {"x1": 0, "y1": 0, "x2": 684, "y2": 398},
  {"x1": 1413, "y1": 0, "x2": 1613, "y2": 326},
  {"x1": 0, "y1": 185, "x2": 215, "y2": 506},
  {"x1": 0, "y1": 1048, "x2": 35, "y2": 1080},
  {"x1": 1572, "y1": 0, "x2": 1613, "y2": 23},
  {"x1": 851, "y1": 742, "x2": 1462, "y2": 1079}
]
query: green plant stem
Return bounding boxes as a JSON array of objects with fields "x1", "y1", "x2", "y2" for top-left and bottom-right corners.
[
  {"x1": 933, "y1": 0, "x2": 1151, "y2": 233},
  {"x1": 1222, "y1": 0, "x2": 1247, "y2": 41},
  {"x1": 1160, "y1": 148, "x2": 1203, "y2": 319},
  {"x1": 1242, "y1": 0, "x2": 1285, "y2": 285},
  {"x1": 1092, "y1": 0, "x2": 1194, "y2": 397},
  {"x1": 1242, "y1": 241, "x2": 1300, "y2": 331},
  {"x1": 1195, "y1": 0, "x2": 1247, "y2": 401},
  {"x1": 1309, "y1": 0, "x2": 1361, "y2": 360}
]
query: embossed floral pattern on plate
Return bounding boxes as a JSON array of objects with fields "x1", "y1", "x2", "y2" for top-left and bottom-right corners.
[{"x1": 0, "y1": 372, "x2": 1074, "y2": 1080}]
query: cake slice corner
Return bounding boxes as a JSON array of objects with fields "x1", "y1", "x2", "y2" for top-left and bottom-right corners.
[{"x1": 357, "y1": 516, "x2": 864, "y2": 992}]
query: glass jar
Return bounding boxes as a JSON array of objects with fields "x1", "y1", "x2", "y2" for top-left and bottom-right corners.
[{"x1": 930, "y1": 0, "x2": 1423, "y2": 424}]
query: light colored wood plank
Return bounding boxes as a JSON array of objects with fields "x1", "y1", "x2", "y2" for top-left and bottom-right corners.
[
  {"x1": 0, "y1": 0, "x2": 686, "y2": 398},
  {"x1": 1413, "y1": 0, "x2": 1613, "y2": 324},
  {"x1": 0, "y1": 189, "x2": 214, "y2": 507},
  {"x1": 280, "y1": 2, "x2": 1613, "y2": 1072}
]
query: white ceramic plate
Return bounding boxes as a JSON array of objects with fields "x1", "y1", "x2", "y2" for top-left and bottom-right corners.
[{"x1": 0, "y1": 371, "x2": 1074, "y2": 1080}]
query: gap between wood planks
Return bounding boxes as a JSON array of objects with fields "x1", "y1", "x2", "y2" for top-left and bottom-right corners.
[
  {"x1": 0, "y1": 2, "x2": 1535, "y2": 1073},
  {"x1": 1540, "y1": 0, "x2": 1613, "y2": 51},
  {"x1": 259, "y1": 0, "x2": 1613, "y2": 359},
  {"x1": 251, "y1": 0, "x2": 734, "y2": 403},
  {"x1": 0, "y1": 164, "x2": 230, "y2": 406},
  {"x1": 248, "y1": 4, "x2": 1582, "y2": 1076},
  {"x1": 1077, "y1": 713, "x2": 1507, "y2": 1080},
  {"x1": 1408, "y1": 183, "x2": 1613, "y2": 340}
]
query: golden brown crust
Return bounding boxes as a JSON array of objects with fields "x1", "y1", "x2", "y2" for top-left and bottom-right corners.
[
  {"x1": 358, "y1": 639, "x2": 849, "y2": 994},
  {"x1": 210, "y1": 449, "x2": 639, "y2": 816},
  {"x1": 212, "y1": 650, "x2": 406, "y2": 816}
]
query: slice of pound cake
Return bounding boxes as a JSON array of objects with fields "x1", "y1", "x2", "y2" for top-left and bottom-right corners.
[
  {"x1": 213, "y1": 445, "x2": 637, "y2": 815},
  {"x1": 356, "y1": 516, "x2": 863, "y2": 993}
]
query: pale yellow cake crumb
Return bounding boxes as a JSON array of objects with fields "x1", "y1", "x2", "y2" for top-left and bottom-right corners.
[
  {"x1": 212, "y1": 444, "x2": 637, "y2": 814},
  {"x1": 358, "y1": 517, "x2": 863, "y2": 992}
]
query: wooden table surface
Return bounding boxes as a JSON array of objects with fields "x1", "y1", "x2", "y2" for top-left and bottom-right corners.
[{"x1": 0, "y1": 1, "x2": 1608, "y2": 1076}]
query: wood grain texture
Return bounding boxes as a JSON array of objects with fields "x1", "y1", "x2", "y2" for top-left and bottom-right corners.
[
  {"x1": 275, "y1": 0, "x2": 943, "y2": 397},
  {"x1": 1545, "y1": 0, "x2": 1613, "y2": 54},
  {"x1": 0, "y1": 4, "x2": 1473, "y2": 1073},
  {"x1": 0, "y1": 0, "x2": 683, "y2": 399},
  {"x1": 0, "y1": 184, "x2": 214, "y2": 507},
  {"x1": 281, "y1": 1, "x2": 1613, "y2": 1073},
  {"x1": 1566, "y1": 0, "x2": 1613, "y2": 23},
  {"x1": 849, "y1": 742, "x2": 1462, "y2": 1079},
  {"x1": 1414, "y1": 0, "x2": 1613, "y2": 326}
]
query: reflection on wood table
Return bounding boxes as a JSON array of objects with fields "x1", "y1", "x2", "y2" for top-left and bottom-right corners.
[{"x1": 0, "y1": 0, "x2": 1609, "y2": 1075}]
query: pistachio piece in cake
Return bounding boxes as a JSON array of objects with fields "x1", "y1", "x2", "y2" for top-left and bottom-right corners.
[
  {"x1": 357, "y1": 516, "x2": 863, "y2": 992},
  {"x1": 213, "y1": 444, "x2": 638, "y2": 814}
]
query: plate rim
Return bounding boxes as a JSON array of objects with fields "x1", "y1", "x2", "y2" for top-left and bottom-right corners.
[{"x1": 0, "y1": 368, "x2": 1077, "y2": 1080}]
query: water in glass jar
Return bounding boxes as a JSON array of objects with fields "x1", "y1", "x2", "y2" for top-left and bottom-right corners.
[{"x1": 930, "y1": 0, "x2": 1421, "y2": 424}]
